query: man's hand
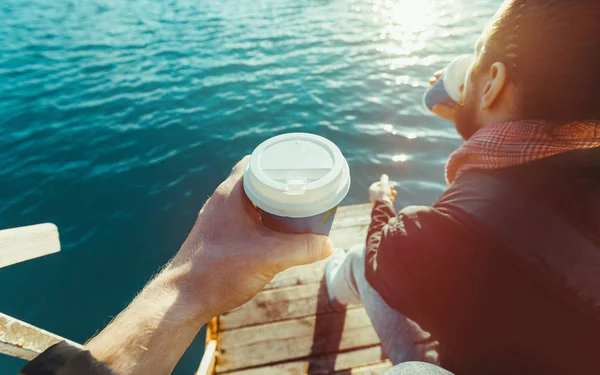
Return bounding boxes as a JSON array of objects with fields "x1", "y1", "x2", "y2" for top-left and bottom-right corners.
[
  {"x1": 369, "y1": 174, "x2": 397, "y2": 204},
  {"x1": 171, "y1": 156, "x2": 334, "y2": 318},
  {"x1": 86, "y1": 157, "x2": 333, "y2": 375},
  {"x1": 429, "y1": 69, "x2": 456, "y2": 121}
]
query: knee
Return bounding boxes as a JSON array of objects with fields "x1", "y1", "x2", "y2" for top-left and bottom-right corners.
[
  {"x1": 347, "y1": 244, "x2": 366, "y2": 261},
  {"x1": 346, "y1": 245, "x2": 366, "y2": 270},
  {"x1": 383, "y1": 362, "x2": 454, "y2": 375}
]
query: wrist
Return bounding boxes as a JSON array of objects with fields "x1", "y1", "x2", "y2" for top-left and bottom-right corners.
[
  {"x1": 154, "y1": 264, "x2": 214, "y2": 324},
  {"x1": 169, "y1": 217, "x2": 241, "y2": 320}
]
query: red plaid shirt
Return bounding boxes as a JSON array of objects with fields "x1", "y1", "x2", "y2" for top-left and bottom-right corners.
[{"x1": 446, "y1": 120, "x2": 600, "y2": 184}]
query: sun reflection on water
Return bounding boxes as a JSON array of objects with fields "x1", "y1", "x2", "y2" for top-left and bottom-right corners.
[
  {"x1": 393, "y1": 153, "x2": 410, "y2": 162},
  {"x1": 373, "y1": 0, "x2": 438, "y2": 56},
  {"x1": 389, "y1": 0, "x2": 437, "y2": 34}
]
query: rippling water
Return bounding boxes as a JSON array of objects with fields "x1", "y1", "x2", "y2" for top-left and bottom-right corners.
[{"x1": 0, "y1": 0, "x2": 500, "y2": 372}]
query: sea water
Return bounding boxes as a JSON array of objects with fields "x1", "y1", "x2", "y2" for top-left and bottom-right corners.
[{"x1": 0, "y1": 0, "x2": 499, "y2": 372}]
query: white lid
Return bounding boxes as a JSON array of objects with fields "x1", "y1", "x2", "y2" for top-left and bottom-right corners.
[
  {"x1": 443, "y1": 54, "x2": 474, "y2": 102},
  {"x1": 244, "y1": 133, "x2": 351, "y2": 218}
]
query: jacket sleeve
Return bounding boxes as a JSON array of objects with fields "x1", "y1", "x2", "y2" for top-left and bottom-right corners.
[
  {"x1": 364, "y1": 201, "x2": 483, "y2": 334},
  {"x1": 20, "y1": 341, "x2": 118, "y2": 375},
  {"x1": 366, "y1": 199, "x2": 397, "y2": 264}
]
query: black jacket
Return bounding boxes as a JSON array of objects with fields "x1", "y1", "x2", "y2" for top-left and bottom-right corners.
[{"x1": 365, "y1": 147, "x2": 600, "y2": 374}]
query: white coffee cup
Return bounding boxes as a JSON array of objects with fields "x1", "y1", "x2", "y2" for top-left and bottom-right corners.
[
  {"x1": 243, "y1": 133, "x2": 351, "y2": 235},
  {"x1": 424, "y1": 54, "x2": 474, "y2": 113}
]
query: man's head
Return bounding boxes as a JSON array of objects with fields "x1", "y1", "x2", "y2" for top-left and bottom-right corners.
[{"x1": 455, "y1": 0, "x2": 600, "y2": 140}]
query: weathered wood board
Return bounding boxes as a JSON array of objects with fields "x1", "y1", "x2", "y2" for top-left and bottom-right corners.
[{"x1": 0, "y1": 312, "x2": 81, "y2": 360}]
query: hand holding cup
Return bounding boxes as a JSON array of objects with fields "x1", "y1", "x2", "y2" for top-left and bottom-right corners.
[{"x1": 428, "y1": 69, "x2": 456, "y2": 121}]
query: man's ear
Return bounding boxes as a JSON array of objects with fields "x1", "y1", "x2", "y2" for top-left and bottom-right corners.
[{"x1": 480, "y1": 62, "x2": 507, "y2": 110}]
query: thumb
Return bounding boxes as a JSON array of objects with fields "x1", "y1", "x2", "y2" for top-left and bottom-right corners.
[
  {"x1": 381, "y1": 174, "x2": 389, "y2": 185},
  {"x1": 273, "y1": 234, "x2": 334, "y2": 271}
]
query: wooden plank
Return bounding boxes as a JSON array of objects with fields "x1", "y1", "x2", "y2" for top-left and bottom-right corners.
[
  {"x1": 221, "y1": 282, "x2": 360, "y2": 331},
  {"x1": 0, "y1": 223, "x2": 60, "y2": 269},
  {"x1": 218, "y1": 308, "x2": 379, "y2": 372},
  {"x1": 197, "y1": 340, "x2": 218, "y2": 375},
  {"x1": 0, "y1": 312, "x2": 81, "y2": 360},
  {"x1": 333, "y1": 204, "x2": 372, "y2": 224},
  {"x1": 223, "y1": 345, "x2": 387, "y2": 375},
  {"x1": 329, "y1": 223, "x2": 370, "y2": 252},
  {"x1": 220, "y1": 283, "x2": 323, "y2": 330},
  {"x1": 219, "y1": 308, "x2": 367, "y2": 347},
  {"x1": 329, "y1": 204, "x2": 372, "y2": 251}
]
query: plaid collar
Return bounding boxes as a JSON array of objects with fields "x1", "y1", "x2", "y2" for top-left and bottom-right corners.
[{"x1": 446, "y1": 120, "x2": 600, "y2": 184}]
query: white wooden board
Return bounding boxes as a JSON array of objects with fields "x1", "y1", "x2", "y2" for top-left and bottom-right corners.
[{"x1": 0, "y1": 223, "x2": 60, "y2": 269}]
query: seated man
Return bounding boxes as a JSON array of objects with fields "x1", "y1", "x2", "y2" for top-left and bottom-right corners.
[{"x1": 325, "y1": 0, "x2": 600, "y2": 374}]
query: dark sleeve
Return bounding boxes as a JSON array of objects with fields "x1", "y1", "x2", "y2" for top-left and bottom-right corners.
[
  {"x1": 366, "y1": 199, "x2": 397, "y2": 264},
  {"x1": 364, "y1": 202, "x2": 485, "y2": 334},
  {"x1": 20, "y1": 341, "x2": 118, "y2": 375}
]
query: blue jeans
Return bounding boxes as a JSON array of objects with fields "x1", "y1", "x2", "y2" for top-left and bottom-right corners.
[{"x1": 328, "y1": 245, "x2": 440, "y2": 365}]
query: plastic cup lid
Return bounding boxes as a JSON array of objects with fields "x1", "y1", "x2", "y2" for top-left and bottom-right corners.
[{"x1": 244, "y1": 133, "x2": 351, "y2": 218}]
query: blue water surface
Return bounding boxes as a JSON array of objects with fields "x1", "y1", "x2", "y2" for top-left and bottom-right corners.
[{"x1": 0, "y1": 0, "x2": 499, "y2": 373}]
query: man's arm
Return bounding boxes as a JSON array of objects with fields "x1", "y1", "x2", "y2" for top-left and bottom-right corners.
[
  {"x1": 366, "y1": 198, "x2": 396, "y2": 271},
  {"x1": 363, "y1": 202, "x2": 482, "y2": 335},
  {"x1": 365, "y1": 174, "x2": 398, "y2": 265},
  {"x1": 21, "y1": 157, "x2": 333, "y2": 375}
]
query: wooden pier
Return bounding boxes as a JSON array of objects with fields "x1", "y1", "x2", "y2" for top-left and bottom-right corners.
[{"x1": 198, "y1": 203, "x2": 392, "y2": 375}]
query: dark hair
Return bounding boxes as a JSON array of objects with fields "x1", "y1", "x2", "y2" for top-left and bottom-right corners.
[{"x1": 476, "y1": 0, "x2": 600, "y2": 128}]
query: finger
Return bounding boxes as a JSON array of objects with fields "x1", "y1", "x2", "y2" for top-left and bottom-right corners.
[
  {"x1": 225, "y1": 174, "x2": 263, "y2": 225},
  {"x1": 216, "y1": 155, "x2": 251, "y2": 202},
  {"x1": 433, "y1": 69, "x2": 444, "y2": 78},
  {"x1": 230, "y1": 155, "x2": 251, "y2": 178},
  {"x1": 273, "y1": 234, "x2": 334, "y2": 270},
  {"x1": 381, "y1": 174, "x2": 389, "y2": 184},
  {"x1": 391, "y1": 191, "x2": 397, "y2": 196},
  {"x1": 238, "y1": 180, "x2": 263, "y2": 224}
]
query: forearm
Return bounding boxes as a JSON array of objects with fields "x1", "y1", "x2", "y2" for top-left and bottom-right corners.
[{"x1": 85, "y1": 263, "x2": 210, "y2": 375}]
